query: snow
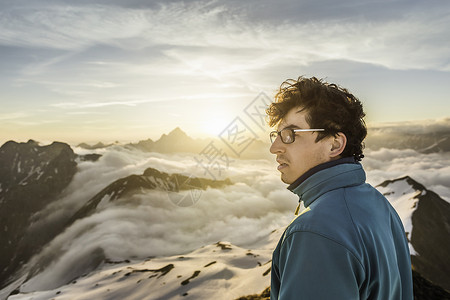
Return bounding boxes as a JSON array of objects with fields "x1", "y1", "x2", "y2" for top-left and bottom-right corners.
[
  {"x1": 18, "y1": 166, "x2": 44, "y2": 185},
  {"x1": 97, "y1": 194, "x2": 112, "y2": 210},
  {"x1": 8, "y1": 240, "x2": 277, "y2": 300},
  {"x1": 0, "y1": 274, "x2": 28, "y2": 300},
  {"x1": 376, "y1": 179, "x2": 421, "y2": 255},
  {"x1": 36, "y1": 167, "x2": 44, "y2": 180}
]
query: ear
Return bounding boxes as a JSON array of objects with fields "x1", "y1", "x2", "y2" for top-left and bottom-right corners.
[{"x1": 329, "y1": 132, "x2": 347, "y2": 158}]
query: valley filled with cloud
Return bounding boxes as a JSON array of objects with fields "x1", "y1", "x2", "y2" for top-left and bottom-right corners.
[{"x1": 1, "y1": 124, "x2": 447, "y2": 295}]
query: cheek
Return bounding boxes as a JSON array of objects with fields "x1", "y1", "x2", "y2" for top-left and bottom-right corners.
[
  {"x1": 299, "y1": 141, "x2": 329, "y2": 164},
  {"x1": 314, "y1": 144, "x2": 329, "y2": 160}
]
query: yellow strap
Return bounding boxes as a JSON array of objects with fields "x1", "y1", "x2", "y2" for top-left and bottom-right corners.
[
  {"x1": 298, "y1": 206, "x2": 311, "y2": 217},
  {"x1": 290, "y1": 205, "x2": 311, "y2": 226}
]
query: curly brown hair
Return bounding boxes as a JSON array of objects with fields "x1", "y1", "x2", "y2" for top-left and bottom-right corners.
[{"x1": 266, "y1": 76, "x2": 367, "y2": 161}]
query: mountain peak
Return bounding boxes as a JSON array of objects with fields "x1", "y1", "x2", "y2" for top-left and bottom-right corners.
[
  {"x1": 167, "y1": 127, "x2": 188, "y2": 138},
  {"x1": 377, "y1": 176, "x2": 426, "y2": 192},
  {"x1": 77, "y1": 142, "x2": 112, "y2": 150},
  {"x1": 376, "y1": 175, "x2": 450, "y2": 292},
  {"x1": 26, "y1": 139, "x2": 39, "y2": 146}
]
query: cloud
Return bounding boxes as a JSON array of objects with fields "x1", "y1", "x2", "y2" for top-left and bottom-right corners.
[
  {"x1": 369, "y1": 118, "x2": 450, "y2": 135},
  {"x1": 0, "y1": 5, "x2": 147, "y2": 50},
  {"x1": 1, "y1": 0, "x2": 448, "y2": 138},
  {"x1": 50, "y1": 100, "x2": 150, "y2": 109},
  {"x1": 20, "y1": 142, "x2": 450, "y2": 291},
  {"x1": 363, "y1": 148, "x2": 450, "y2": 201},
  {"x1": 22, "y1": 146, "x2": 298, "y2": 290},
  {"x1": 0, "y1": 112, "x2": 30, "y2": 120},
  {"x1": 65, "y1": 111, "x2": 108, "y2": 115},
  {"x1": 1, "y1": 1, "x2": 449, "y2": 72}
]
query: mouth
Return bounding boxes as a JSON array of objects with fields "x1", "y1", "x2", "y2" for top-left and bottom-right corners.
[
  {"x1": 277, "y1": 163, "x2": 288, "y2": 171},
  {"x1": 276, "y1": 159, "x2": 289, "y2": 171}
]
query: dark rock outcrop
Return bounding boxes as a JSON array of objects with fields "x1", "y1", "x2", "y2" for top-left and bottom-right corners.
[
  {"x1": 77, "y1": 142, "x2": 112, "y2": 150},
  {"x1": 378, "y1": 176, "x2": 450, "y2": 293},
  {"x1": 77, "y1": 153, "x2": 102, "y2": 162},
  {"x1": 236, "y1": 272, "x2": 450, "y2": 299},
  {"x1": 236, "y1": 287, "x2": 270, "y2": 300},
  {"x1": 69, "y1": 167, "x2": 231, "y2": 224},
  {"x1": 413, "y1": 269, "x2": 450, "y2": 300},
  {"x1": 409, "y1": 183, "x2": 450, "y2": 292},
  {"x1": 0, "y1": 140, "x2": 77, "y2": 288}
]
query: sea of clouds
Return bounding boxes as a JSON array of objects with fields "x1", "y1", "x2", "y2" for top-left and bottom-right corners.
[
  {"x1": 18, "y1": 144, "x2": 450, "y2": 292},
  {"x1": 363, "y1": 148, "x2": 450, "y2": 201}
]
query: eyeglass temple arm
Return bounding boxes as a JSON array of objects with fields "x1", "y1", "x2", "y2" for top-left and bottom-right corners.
[{"x1": 292, "y1": 129, "x2": 325, "y2": 132}]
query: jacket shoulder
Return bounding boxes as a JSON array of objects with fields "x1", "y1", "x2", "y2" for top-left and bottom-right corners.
[{"x1": 284, "y1": 186, "x2": 367, "y2": 260}]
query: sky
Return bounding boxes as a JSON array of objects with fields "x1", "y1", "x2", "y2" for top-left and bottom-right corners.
[{"x1": 1, "y1": 0, "x2": 449, "y2": 144}]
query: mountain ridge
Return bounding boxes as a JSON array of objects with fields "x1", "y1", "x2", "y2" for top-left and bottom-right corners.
[
  {"x1": 68, "y1": 166, "x2": 232, "y2": 226},
  {"x1": 0, "y1": 140, "x2": 77, "y2": 290},
  {"x1": 75, "y1": 125, "x2": 450, "y2": 154},
  {"x1": 377, "y1": 176, "x2": 450, "y2": 292}
]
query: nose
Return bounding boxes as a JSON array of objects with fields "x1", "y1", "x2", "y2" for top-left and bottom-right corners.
[{"x1": 270, "y1": 135, "x2": 285, "y2": 154}]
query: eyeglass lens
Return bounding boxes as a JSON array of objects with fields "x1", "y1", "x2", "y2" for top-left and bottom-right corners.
[
  {"x1": 270, "y1": 131, "x2": 277, "y2": 143},
  {"x1": 280, "y1": 129, "x2": 294, "y2": 143},
  {"x1": 270, "y1": 129, "x2": 294, "y2": 144}
]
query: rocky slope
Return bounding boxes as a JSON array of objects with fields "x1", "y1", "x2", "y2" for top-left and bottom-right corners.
[
  {"x1": 0, "y1": 140, "x2": 77, "y2": 288},
  {"x1": 377, "y1": 176, "x2": 450, "y2": 293},
  {"x1": 412, "y1": 269, "x2": 450, "y2": 300},
  {"x1": 68, "y1": 167, "x2": 232, "y2": 226}
]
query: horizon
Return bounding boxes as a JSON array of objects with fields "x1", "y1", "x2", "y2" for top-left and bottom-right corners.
[{"x1": 2, "y1": 116, "x2": 450, "y2": 148}]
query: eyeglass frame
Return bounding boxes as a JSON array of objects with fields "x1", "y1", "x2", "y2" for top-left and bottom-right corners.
[{"x1": 270, "y1": 128, "x2": 325, "y2": 144}]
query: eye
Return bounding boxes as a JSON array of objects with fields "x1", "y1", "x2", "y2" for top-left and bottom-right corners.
[{"x1": 281, "y1": 129, "x2": 294, "y2": 143}]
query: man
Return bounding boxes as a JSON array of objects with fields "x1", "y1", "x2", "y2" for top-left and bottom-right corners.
[{"x1": 267, "y1": 77, "x2": 413, "y2": 299}]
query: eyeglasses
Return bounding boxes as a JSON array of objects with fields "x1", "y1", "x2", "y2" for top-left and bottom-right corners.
[{"x1": 270, "y1": 128, "x2": 325, "y2": 144}]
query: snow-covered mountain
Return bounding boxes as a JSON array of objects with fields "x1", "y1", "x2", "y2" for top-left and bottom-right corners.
[
  {"x1": 6, "y1": 238, "x2": 277, "y2": 300},
  {"x1": 377, "y1": 176, "x2": 450, "y2": 293}
]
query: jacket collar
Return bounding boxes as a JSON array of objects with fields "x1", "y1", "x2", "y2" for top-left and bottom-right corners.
[{"x1": 288, "y1": 157, "x2": 365, "y2": 208}]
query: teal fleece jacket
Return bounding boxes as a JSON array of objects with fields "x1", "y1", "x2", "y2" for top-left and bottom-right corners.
[{"x1": 270, "y1": 159, "x2": 413, "y2": 299}]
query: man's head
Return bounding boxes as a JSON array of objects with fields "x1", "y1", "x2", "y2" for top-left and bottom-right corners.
[{"x1": 267, "y1": 76, "x2": 367, "y2": 184}]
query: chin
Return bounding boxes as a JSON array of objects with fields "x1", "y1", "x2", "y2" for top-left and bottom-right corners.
[{"x1": 281, "y1": 175, "x2": 294, "y2": 184}]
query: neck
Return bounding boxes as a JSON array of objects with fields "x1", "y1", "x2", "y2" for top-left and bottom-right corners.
[{"x1": 287, "y1": 157, "x2": 357, "y2": 191}]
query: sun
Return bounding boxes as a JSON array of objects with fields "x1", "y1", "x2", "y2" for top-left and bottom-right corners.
[{"x1": 201, "y1": 111, "x2": 235, "y2": 137}]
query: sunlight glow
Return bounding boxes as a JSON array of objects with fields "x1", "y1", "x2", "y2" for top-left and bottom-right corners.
[{"x1": 201, "y1": 110, "x2": 236, "y2": 137}]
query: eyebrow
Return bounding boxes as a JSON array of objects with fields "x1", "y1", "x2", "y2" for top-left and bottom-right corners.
[{"x1": 279, "y1": 124, "x2": 301, "y2": 131}]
